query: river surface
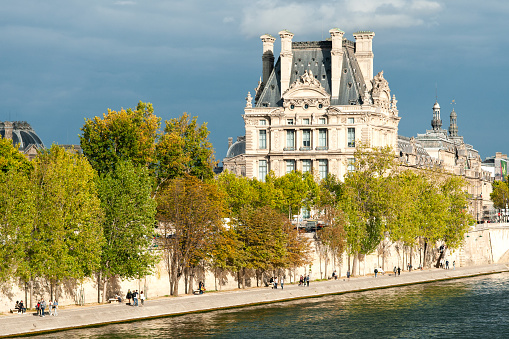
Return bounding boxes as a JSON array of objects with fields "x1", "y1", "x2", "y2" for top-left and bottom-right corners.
[{"x1": 42, "y1": 273, "x2": 509, "y2": 338}]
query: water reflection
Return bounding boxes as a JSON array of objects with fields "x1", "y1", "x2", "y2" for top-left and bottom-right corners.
[{"x1": 43, "y1": 273, "x2": 509, "y2": 338}]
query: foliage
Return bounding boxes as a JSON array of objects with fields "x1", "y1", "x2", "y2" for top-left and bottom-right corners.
[
  {"x1": 96, "y1": 160, "x2": 158, "y2": 301},
  {"x1": 155, "y1": 113, "x2": 216, "y2": 189},
  {"x1": 272, "y1": 171, "x2": 319, "y2": 217},
  {"x1": 80, "y1": 101, "x2": 160, "y2": 175},
  {"x1": 0, "y1": 170, "x2": 35, "y2": 282},
  {"x1": 156, "y1": 175, "x2": 225, "y2": 296},
  {"x1": 0, "y1": 137, "x2": 33, "y2": 175},
  {"x1": 28, "y1": 145, "x2": 104, "y2": 282},
  {"x1": 490, "y1": 177, "x2": 509, "y2": 209}
]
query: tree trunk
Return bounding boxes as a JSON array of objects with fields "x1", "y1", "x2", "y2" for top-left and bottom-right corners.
[
  {"x1": 237, "y1": 271, "x2": 241, "y2": 289},
  {"x1": 97, "y1": 272, "x2": 101, "y2": 303},
  {"x1": 435, "y1": 246, "x2": 446, "y2": 268},
  {"x1": 184, "y1": 267, "x2": 189, "y2": 294},
  {"x1": 102, "y1": 276, "x2": 108, "y2": 303},
  {"x1": 29, "y1": 279, "x2": 33, "y2": 309},
  {"x1": 423, "y1": 241, "x2": 428, "y2": 268},
  {"x1": 242, "y1": 267, "x2": 246, "y2": 289},
  {"x1": 352, "y1": 252, "x2": 358, "y2": 276},
  {"x1": 410, "y1": 246, "x2": 413, "y2": 270},
  {"x1": 188, "y1": 267, "x2": 195, "y2": 295}
]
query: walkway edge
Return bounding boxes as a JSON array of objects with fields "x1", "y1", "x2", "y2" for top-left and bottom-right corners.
[{"x1": 2, "y1": 264, "x2": 508, "y2": 338}]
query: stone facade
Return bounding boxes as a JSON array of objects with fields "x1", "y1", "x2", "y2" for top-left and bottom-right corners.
[
  {"x1": 223, "y1": 29, "x2": 493, "y2": 222},
  {"x1": 224, "y1": 29, "x2": 400, "y2": 181}
]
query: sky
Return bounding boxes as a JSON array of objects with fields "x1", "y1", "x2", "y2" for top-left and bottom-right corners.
[{"x1": 1, "y1": 0, "x2": 508, "y2": 162}]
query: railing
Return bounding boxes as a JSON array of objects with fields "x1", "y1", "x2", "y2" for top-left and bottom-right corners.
[{"x1": 315, "y1": 146, "x2": 328, "y2": 151}]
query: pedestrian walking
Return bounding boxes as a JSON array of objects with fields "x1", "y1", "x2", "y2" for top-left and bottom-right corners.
[
  {"x1": 49, "y1": 300, "x2": 53, "y2": 315},
  {"x1": 374, "y1": 268, "x2": 378, "y2": 278},
  {"x1": 140, "y1": 291, "x2": 145, "y2": 305},
  {"x1": 40, "y1": 299, "x2": 46, "y2": 317},
  {"x1": 397, "y1": 267, "x2": 401, "y2": 276},
  {"x1": 133, "y1": 290, "x2": 139, "y2": 306},
  {"x1": 299, "y1": 275, "x2": 303, "y2": 286},
  {"x1": 306, "y1": 275, "x2": 310, "y2": 287},
  {"x1": 393, "y1": 266, "x2": 397, "y2": 277},
  {"x1": 274, "y1": 276, "x2": 278, "y2": 289},
  {"x1": 126, "y1": 289, "x2": 132, "y2": 305},
  {"x1": 281, "y1": 277, "x2": 284, "y2": 289},
  {"x1": 453, "y1": 261, "x2": 456, "y2": 270},
  {"x1": 347, "y1": 270, "x2": 350, "y2": 279},
  {"x1": 446, "y1": 260, "x2": 449, "y2": 269},
  {"x1": 52, "y1": 300, "x2": 58, "y2": 316}
]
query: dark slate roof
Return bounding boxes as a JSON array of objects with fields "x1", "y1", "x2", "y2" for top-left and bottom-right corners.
[
  {"x1": 255, "y1": 39, "x2": 366, "y2": 108},
  {"x1": 0, "y1": 121, "x2": 45, "y2": 151},
  {"x1": 226, "y1": 136, "x2": 246, "y2": 158}
]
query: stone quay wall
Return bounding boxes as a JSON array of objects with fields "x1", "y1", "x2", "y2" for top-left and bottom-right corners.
[{"x1": 2, "y1": 223, "x2": 509, "y2": 314}]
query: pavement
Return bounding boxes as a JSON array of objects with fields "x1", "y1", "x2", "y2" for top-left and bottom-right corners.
[{"x1": 1, "y1": 263, "x2": 508, "y2": 338}]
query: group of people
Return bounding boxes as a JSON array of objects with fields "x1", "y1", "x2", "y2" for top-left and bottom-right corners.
[
  {"x1": 440, "y1": 259, "x2": 455, "y2": 269},
  {"x1": 269, "y1": 276, "x2": 284, "y2": 289},
  {"x1": 35, "y1": 299, "x2": 58, "y2": 317},
  {"x1": 13, "y1": 300, "x2": 26, "y2": 314},
  {"x1": 298, "y1": 275, "x2": 310, "y2": 287},
  {"x1": 126, "y1": 289, "x2": 145, "y2": 306},
  {"x1": 393, "y1": 266, "x2": 402, "y2": 276}
]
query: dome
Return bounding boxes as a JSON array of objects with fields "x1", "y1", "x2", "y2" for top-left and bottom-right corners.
[
  {"x1": 450, "y1": 108, "x2": 457, "y2": 117},
  {"x1": 226, "y1": 136, "x2": 246, "y2": 158},
  {"x1": 0, "y1": 121, "x2": 45, "y2": 151},
  {"x1": 433, "y1": 101, "x2": 440, "y2": 109}
]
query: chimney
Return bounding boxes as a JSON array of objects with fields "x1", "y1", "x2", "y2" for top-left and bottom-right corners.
[
  {"x1": 228, "y1": 137, "x2": 233, "y2": 149},
  {"x1": 4, "y1": 121, "x2": 13, "y2": 140},
  {"x1": 352, "y1": 31, "x2": 375, "y2": 90},
  {"x1": 260, "y1": 34, "x2": 276, "y2": 88},
  {"x1": 278, "y1": 30, "x2": 294, "y2": 96},
  {"x1": 329, "y1": 28, "x2": 344, "y2": 101}
]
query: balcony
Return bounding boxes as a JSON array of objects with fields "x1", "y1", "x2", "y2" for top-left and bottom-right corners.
[
  {"x1": 315, "y1": 146, "x2": 328, "y2": 151},
  {"x1": 299, "y1": 146, "x2": 312, "y2": 151},
  {"x1": 283, "y1": 147, "x2": 296, "y2": 151},
  {"x1": 347, "y1": 141, "x2": 355, "y2": 148}
]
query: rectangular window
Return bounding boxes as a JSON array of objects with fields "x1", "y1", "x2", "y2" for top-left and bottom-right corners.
[
  {"x1": 347, "y1": 158, "x2": 355, "y2": 172},
  {"x1": 302, "y1": 130, "x2": 311, "y2": 147},
  {"x1": 259, "y1": 160, "x2": 267, "y2": 182},
  {"x1": 348, "y1": 118, "x2": 354, "y2": 124},
  {"x1": 348, "y1": 128, "x2": 355, "y2": 147},
  {"x1": 259, "y1": 130, "x2": 267, "y2": 149},
  {"x1": 259, "y1": 120, "x2": 267, "y2": 125},
  {"x1": 303, "y1": 118, "x2": 310, "y2": 125},
  {"x1": 302, "y1": 159, "x2": 311, "y2": 173},
  {"x1": 286, "y1": 160, "x2": 295, "y2": 173},
  {"x1": 286, "y1": 130, "x2": 295, "y2": 150},
  {"x1": 319, "y1": 159, "x2": 328, "y2": 180},
  {"x1": 319, "y1": 118, "x2": 326, "y2": 124},
  {"x1": 287, "y1": 119, "x2": 294, "y2": 125},
  {"x1": 319, "y1": 129, "x2": 327, "y2": 148},
  {"x1": 302, "y1": 206, "x2": 311, "y2": 219}
]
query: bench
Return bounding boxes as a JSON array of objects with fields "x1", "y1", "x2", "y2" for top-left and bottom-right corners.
[
  {"x1": 193, "y1": 289, "x2": 205, "y2": 295},
  {"x1": 108, "y1": 297, "x2": 122, "y2": 303}
]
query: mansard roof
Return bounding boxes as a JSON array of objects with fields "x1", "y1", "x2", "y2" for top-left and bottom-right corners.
[
  {"x1": 255, "y1": 39, "x2": 366, "y2": 108},
  {"x1": 0, "y1": 121, "x2": 45, "y2": 151}
]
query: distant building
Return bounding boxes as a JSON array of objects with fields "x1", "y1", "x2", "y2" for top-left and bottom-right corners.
[
  {"x1": 0, "y1": 121, "x2": 45, "y2": 160},
  {"x1": 482, "y1": 152, "x2": 507, "y2": 182}
]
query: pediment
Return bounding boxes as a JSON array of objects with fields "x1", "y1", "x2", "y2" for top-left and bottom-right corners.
[{"x1": 282, "y1": 70, "x2": 330, "y2": 109}]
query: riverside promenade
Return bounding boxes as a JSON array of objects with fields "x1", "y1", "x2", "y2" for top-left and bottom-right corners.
[{"x1": 1, "y1": 263, "x2": 508, "y2": 338}]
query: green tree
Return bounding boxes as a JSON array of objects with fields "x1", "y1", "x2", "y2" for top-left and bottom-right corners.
[
  {"x1": 273, "y1": 171, "x2": 319, "y2": 218},
  {"x1": 96, "y1": 160, "x2": 158, "y2": 303},
  {"x1": 156, "y1": 175, "x2": 225, "y2": 296},
  {"x1": 490, "y1": 177, "x2": 509, "y2": 210},
  {"x1": 343, "y1": 144, "x2": 396, "y2": 274},
  {"x1": 80, "y1": 101, "x2": 161, "y2": 174},
  {"x1": 217, "y1": 170, "x2": 258, "y2": 217},
  {"x1": 29, "y1": 145, "x2": 104, "y2": 298},
  {"x1": 0, "y1": 137, "x2": 33, "y2": 174},
  {"x1": 155, "y1": 113, "x2": 215, "y2": 190},
  {"x1": 0, "y1": 170, "x2": 35, "y2": 282}
]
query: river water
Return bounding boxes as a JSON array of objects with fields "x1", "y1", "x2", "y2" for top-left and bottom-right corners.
[{"x1": 44, "y1": 273, "x2": 509, "y2": 338}]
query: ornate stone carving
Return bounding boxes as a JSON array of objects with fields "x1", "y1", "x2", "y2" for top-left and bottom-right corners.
[
  {"x1": 370, "y1": 71, "x2": 391, "y2": 110},
  {"x1": 282, "y1": 70, "x2": 330, "y2": 109},
  {"x1": 245, "y1": 92, "x2": 253, "y2": 108}
]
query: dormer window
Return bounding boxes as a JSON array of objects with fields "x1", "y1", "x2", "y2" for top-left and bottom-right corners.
[
  {"x1": 319, "y1": 118, "x2": 326, "y2": 124},
  {"x1": 287, "y1": 119, "x2": 294, "y2": 125},
  {"x1": 259, "y1": 120, "x2": 267, "y2": 125}
]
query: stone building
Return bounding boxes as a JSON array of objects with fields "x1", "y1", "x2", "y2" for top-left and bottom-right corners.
[
  {"x1": 398, "y1": 102, "x2": 493, "y2": 222},
  {"x1": 223, "y1": 29, "x2": 400, "y2": 181},
  {"x1": 223, "y1": 29, "x2": 493, "y2": 221},
  {"x1": 0, "y1": 121, "x2": 45, "y2": 160}
]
